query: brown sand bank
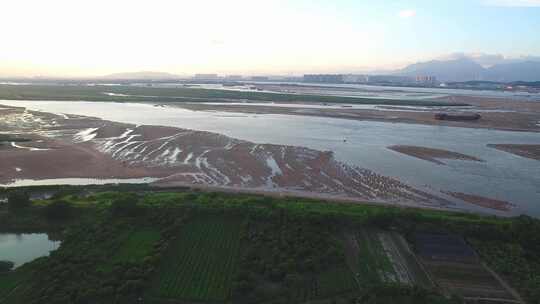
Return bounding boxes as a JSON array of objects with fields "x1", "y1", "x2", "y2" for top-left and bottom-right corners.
[
  {"x1": 487, "y1": 144, "x2": 540, "y2": 161},
  {"x1": 388, "y1": 145, "x2": 483, "y2": 165},
  {"x1": 443, "y1": 191, "x2": 514, "y2": 212}
]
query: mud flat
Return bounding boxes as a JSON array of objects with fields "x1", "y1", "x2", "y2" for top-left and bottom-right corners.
[
  {"x1": 443, "y1": 191, "x2": 514, "y2": 212},
  {"x1": 487, "y1": 144, "x2": 540, "y2": 161},
  {"x1": 0, "y1": 105, "x2": 453, "y2": 209},
  {"x1": 387, "y1": 145, "x2": 483, "y2": 165}
]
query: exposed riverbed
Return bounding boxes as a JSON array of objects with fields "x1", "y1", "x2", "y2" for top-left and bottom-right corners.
[{"x1": 1, "y1": 100, "x2": 539, "y2": 216}]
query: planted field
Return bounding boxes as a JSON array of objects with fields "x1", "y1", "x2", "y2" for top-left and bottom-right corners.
[
  {"x1": 315, "y1": 266, "x2": 358, "y2": 298},
  {"x1": 415, "y1": 234, "x2": 518, "y2": 301},
  {"x1": 150, "y1": 217, "x2": 242, "y2": 302},
  {"x1": 112, "y1": 229, "x2": 160, "y2": 264},
  {"x1": 351, "y1": 229, "x2": 431, "y2": 289},
  {"x1": 355, "y1": 229, "x2": 396, "y2": 284},
  {"x1": 385, "y1": 232, "x2": 432, "y2": 288},
  {"x1": 423, "y1": 261, "x2": 516, "y2": 300}
]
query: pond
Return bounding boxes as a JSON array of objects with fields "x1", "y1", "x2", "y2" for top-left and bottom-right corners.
[{"x1": 0, "y1": 233, "x2": 60, "y2": 268}]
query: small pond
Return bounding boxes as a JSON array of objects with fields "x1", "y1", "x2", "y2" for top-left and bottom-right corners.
[{"x1": 0, "y1": 233, "x2": 61, "y2": 268}]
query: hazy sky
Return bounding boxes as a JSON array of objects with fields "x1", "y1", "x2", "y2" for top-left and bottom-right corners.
[{"x1": 1, "y1": 0, "x2": 539, "y2": 77}]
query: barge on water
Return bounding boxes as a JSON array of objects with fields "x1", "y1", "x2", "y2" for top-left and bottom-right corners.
[{"x1": 434, "y1": 113, "x2": 481, "y2": 121}]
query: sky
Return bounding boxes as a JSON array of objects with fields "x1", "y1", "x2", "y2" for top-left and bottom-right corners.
[{"x1": 1, "y1": 0, "x2": 539, "y2": 77}]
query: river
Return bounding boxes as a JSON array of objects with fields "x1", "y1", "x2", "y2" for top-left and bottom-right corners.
[{"x1": 2, "y1": 99, "x2": 540, "y2": 216}]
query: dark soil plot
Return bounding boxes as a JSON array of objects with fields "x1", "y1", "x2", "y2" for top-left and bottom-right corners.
[
  {"x1": 414, "y1": 233, "x2": 477, "y2": 263},
  {"x1": 415, "y1": 233, "x2": 517, "y2": 301}
]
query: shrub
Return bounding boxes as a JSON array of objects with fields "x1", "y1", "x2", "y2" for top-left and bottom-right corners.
[
  {"x1": 0, "y1": 260, "x2": 14, "y2": 272},
  {"x1": 44, "y1": 200, "x2": 72, "y2": 220},
  {"x1": 111, "y1": 195, "x2": 142, "y2": 217},
  {"x1": 7, "y1": 190, "x2": 31, "y2": 211}
]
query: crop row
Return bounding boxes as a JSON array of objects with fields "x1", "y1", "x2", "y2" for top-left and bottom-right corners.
[{"x1": 151, "y1": 217, "x2": 242, "y2": 301}]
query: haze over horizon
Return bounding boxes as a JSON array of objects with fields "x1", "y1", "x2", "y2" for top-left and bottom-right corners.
[{"x1": 2, "y1": 0, "x2": 539, "y2": 78}]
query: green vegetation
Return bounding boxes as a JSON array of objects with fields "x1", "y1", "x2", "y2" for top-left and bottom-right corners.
[
  {"x1": 0, "y1": 267, "x2": 30, "y2": 302},
  {"x1": 356, "y1": 284, "x2": 461, "y2": 304},
  {"x1": 0, "y1": 262, "x2": 14, "y2": 273},
  {"x1": 151, "y1": 216, "x2": 242, "y2": 302},
  {"x1": 356, "y1": 229, "x2": 395, "y2": 284},
  {"x1": 43, "y1": 200, "x2": 72, "y2": 220},
  {"x1": 0, "y1": 185, "x2": 538, "y2": 304},
  {"x1": 7, "y1": 191, "x2": 31, "y2": 212},
  {"x1": 0, "y1": 84, "x2": 468, "y2": 106},
  {"x1": 232, "y1": 213, "x2": 353, "y2": 303},
  {"x1": 112, "y1": 229, "x2": 161, "y2": 264}
]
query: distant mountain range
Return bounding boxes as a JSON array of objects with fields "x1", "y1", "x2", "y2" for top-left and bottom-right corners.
[
  {"x1": 97, "y1": 57, "x2": 540, "y2": 83},
  {"x1": 397, "y1": 58, "x2": 540, "y2": 82}
]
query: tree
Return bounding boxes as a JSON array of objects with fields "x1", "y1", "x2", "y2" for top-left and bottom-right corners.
[
  {"x1": 44, "y1": 200, "x2": 72, "y2": 220},
  {"x1": 0, "y1": 260, "x2": 14, "y2": 272},
  {"x1": 111, "y1": 195, "x2": 142, "y2": 217},
  {"x1": 7, "y1": 190, "x2": 30, "y2": 211}
]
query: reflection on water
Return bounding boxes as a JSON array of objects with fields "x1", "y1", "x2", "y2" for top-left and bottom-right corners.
[
  {"x1": 0, "y1": 233, "x2": 60, "y2": 268},
  {"x1": 0, "y1": 177, "x2": 160, "y2": 188},
  {"x1": 1, "y1": 100, "x2": 540, "y2": 216}
]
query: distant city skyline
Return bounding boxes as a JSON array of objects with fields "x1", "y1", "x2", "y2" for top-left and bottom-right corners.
[{"x1": 1, "y1": 0, "x2": 539, "y2": 77}]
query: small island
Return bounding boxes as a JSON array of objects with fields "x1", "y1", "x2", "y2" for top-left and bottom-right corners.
[
  {"x1": 388, "y1": 145, "x2": 484, "y2": 165},
  {"x1": 488, "y1": 144, "x2": 540, "y2": 161}
]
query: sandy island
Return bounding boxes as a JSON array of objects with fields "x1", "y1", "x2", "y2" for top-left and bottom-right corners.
[
  {"x1": 387, "y1": 145, "x2": 483, "y2": 165},
  {"x1": 443, "y1": 191, "x2": 515, "y2": 211},
  {"x1": 487, "y1": 144, "x2": 540, "y2": 161},
  {"x1": 170, "y1": 91, "x2": 540, "y2": 133}
]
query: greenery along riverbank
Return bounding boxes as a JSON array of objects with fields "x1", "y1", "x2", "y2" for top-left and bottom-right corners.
[
  {"x1": 0, "y1": 185, "x2": 539, "y2": 304},
  {"x1": 0, "y1": 84, "x2": 468, "y2": 106}
]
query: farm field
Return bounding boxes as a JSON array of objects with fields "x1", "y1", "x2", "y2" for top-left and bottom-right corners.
[
  {"x1": 314, "y1": 266, "x2": 359, "y2": 299},
  {"x1": 149, "y1": 216, "x2": 243, "y2": 302},
  {"x1": 422, "y1": 260, "x2": 517, "y2": 300},
  {"x1": 352, "y1": 229, "x2": 432, "y2": 288},
  {"x1": 111, "y1": 229, "x2": 161, "y2": 264},
  {"x1": 355, "y1": 229, "x2": 396, "y2": 284},
  {"x1": 415, "y1": 233, "x2": 519, "y2": 302},
  {"x1": 0, "y1": 186, "x2": 537, "y2": 303}
]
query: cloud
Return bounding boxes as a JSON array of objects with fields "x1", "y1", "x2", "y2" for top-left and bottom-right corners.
[
  {"x1": 398, "y1": 9, "x2": 416, "y2": 18},
  {"x1": 483, "y1": 0, "x2": 540, "y2": 7}
]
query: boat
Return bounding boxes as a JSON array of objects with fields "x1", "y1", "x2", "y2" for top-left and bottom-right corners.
[{"x1": 434, "y1": 113, "x2": 481, "y2": 121}]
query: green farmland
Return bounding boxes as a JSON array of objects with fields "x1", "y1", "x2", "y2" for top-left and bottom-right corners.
[
  {"x1": 150, "y1": 216, "x2": 242, "y2": 302},
  {"x1": 0, "y1": 185, "x2": 538, "y2": 304},
  {"x1": 112, "y1": 229, "x2": 161, "y2": 264}
]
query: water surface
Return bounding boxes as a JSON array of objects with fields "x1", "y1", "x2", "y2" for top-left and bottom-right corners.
[
  {"x1": 0, "y1": 233, "x2": 60, "y2": 268},
  {"x1": 2, "y1": 100, "x2": 539, "y2": 216}
]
